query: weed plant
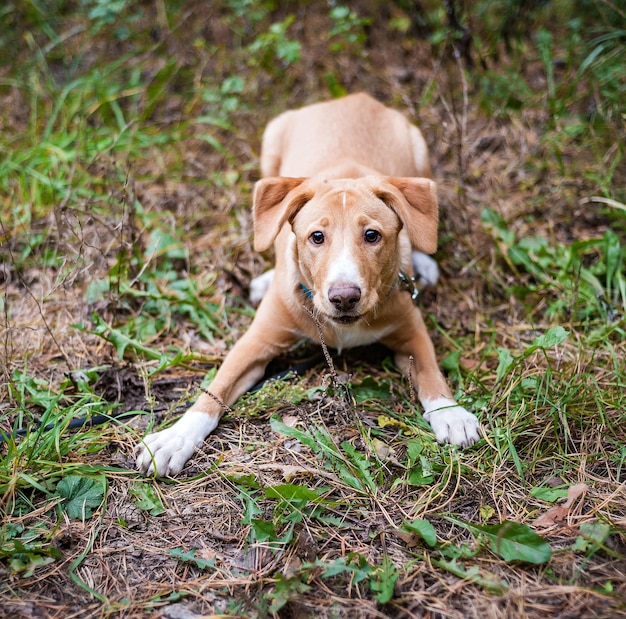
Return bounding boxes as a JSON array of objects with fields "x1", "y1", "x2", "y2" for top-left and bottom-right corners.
[{"x1": 0, "y1": 1, "x2": 625, "y2": 617}]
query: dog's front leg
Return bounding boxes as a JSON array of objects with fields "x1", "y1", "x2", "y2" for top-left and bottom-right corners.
[
  {"x1": 384, "y1": 309, "x2": 481, "y2": 447},
  {"x1": 136, "y1": 305, "x2": 298, "y2": 476}
]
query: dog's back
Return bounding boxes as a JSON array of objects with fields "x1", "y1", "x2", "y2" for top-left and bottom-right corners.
[{"x1": 261, "y1": 92, "x2": 430, "y2": 180}]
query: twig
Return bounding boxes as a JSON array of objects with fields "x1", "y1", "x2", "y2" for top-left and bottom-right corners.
[
  {"x1": 407, "y1": 355, "x2": 416, "y2": 403},
  {"x1": 1, "y1": 221, "x2": 73, "y2": 371}
]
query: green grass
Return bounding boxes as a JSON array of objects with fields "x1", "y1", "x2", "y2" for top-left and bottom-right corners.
[{"x1": 1, "y1": 0, "x2": 625, "y2": 617}]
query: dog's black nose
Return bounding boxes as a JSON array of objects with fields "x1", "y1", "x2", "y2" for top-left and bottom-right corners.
[{"x1": 328, "y1": 285, "x2": 361, "y2": 312}]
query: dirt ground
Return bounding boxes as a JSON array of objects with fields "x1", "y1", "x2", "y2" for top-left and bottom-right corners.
[{"x1": 1, "y1": 1, "x2": 625, "y2": 618}]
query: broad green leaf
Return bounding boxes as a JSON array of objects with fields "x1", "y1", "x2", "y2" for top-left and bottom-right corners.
[
  {"x1": 226, "y1": 473, "x2": 260, "y2": 489},
  {"x1": 341, "y1": 442, "x2": 376, "y2": 492},
  {"x1": 268, "y1": 574, "x2": 311, "y2": 613},
  {"x1": 270, "y1": 416, "x2": 319, "y2": 451},
  {"x1": 454, "y1": 519, "x2": 551, "y2": 564},
  {"x1": 403, "y1": 518, "x2": 438, "y2": 547},
  {"x1": 432, "y1": 557, "x2": 508, "y2": 594},
  {"x1": 56, "y1": 474, "x2": 106, "y2": 520},
  {"x1": 4, "y1": 540, "x2": 61, "y2": 577},
  {"x1": 129, "y1": 482, "x2": 165, "y2": 516},
  {"x1": 370, "y1": 555, "x2": 399, "y2": 604},
  {"x1": 9, "y1": 553, "x2": 57, "y2": 577},
  {"x1": 315, "y1": 557, "x2": 358, "y2": 578},
  {"x1": 251, "y1": 518, "x2": 277, "y2": 542},
  {"x1": 352, "y1": 376, "x2": 392, "y2": 403},
  {"x1": 265, "y1": 484, "x2": 322, "y2": 502},
  {"x1": 531, "y1": 486, "x2": 569, "y2": 503},
  {"x1": 573, "y1": 521, "x2": 613, "y2": 552},
  {"x1": 532, "y1": 326, "x2": 569, "y2": 349},
  {"x1": 145, "y1": 229, "x2": 187, "y2": 261}
]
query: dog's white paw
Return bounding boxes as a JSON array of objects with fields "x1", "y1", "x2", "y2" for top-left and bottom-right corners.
[
  {"x1": 422, "y1": 398, "x2": 480, "y2": 447},
  {"x1": 411, "y1": 251, "x2": 439, "y2": 287},
  {"x1": 249, "y1": 269, "x2": 275, "y2": 304},
  {"x1": 135, "y1": 411, "x2": 218, "y2": 477}
]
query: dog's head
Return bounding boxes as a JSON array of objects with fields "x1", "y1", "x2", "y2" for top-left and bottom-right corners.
[{"x1": 253, "y1": 175, "x2": 438, "y2": 325}]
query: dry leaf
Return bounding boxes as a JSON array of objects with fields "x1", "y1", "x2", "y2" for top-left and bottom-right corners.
[
  {"x1": 281, "y1": 414, "x2": 299, "y2": 427},
  {"x1": 393, "y1": 529, "x2": 419, "y2": 547},
  {"x1": 371, "y1": 437, "x2": 393, "y2": 460},
  {"x1": 534, "y1": 483, "x2": 589, "y2": 527},
  {"x1": 258, "y1": 462, "x2": 317, "y2": 481},
  {"x1": 460, "y1": 357, "x2": 481, "y2": 370}
]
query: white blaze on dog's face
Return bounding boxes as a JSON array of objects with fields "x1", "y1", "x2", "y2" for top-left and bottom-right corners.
[
  {"x1": 291, "y1": 181, "x2": 403, "y2": 324},
  {"x1": 253, "y1": 174, "x2": 439, "y2": 325}
]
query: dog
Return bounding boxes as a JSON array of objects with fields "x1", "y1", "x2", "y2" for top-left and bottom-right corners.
[{"x1": 136, "y1": 93, "x2": 481, "y2": 476}]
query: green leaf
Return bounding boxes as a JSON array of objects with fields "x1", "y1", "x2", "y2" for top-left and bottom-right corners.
[
  {"x1": 129, "y1": 482, "x2": 165, "y2": 516},
  {"x1": 531, "y1": 486, "x2": 569, "y2": 503},
  {"x1": 403, "y1": 518, "x2": 438, "y2": 547},
  {"x1": 265, "y1": 483, "x2": 322, "y2": 503},
  {"x1": 370, "y1": 555, "x2": 399, "y2": 604},
  {"x1": 453, "y1": 519, "x2": 551, "y2": 564},
  {"x1": 3, "y1": 539, "x2": 62, "y2": 577},
  {"x1": 226, "y1": 473, "x2": 260, "y2": 489},
  {"x1": 341, "y1": 442, "x2": 376, "y2": 492},
  {"x1": 532, "y1": 326, "x2": 569, "y2": 349},
  {"x1": 169, "y1": 547, "x2": 215, "y2": 570},
  {"x1": 56, "y1": 474, "x2": 106, "y2": 520},
  {"x1": 495, "y1": 347, "x2": 515, "y2": 383},
  {"x1": 268, "y1": 574, "x2": 311, "y2": 613},
  {"x1": 432, "y1": 557, "x2": 508, "y2": 594},
  {"x1": 352, "y1": 376, "x2": 392, "y2": 403},
  {"x1": 579, "y1": 521, "x2": 611, "y2": 545},
  {"x1": 270, "y1": 416, "x2": 319, "y2": 452},
  {"x1": 250, "y1": 518, "x2": 277, "y2": 543}
]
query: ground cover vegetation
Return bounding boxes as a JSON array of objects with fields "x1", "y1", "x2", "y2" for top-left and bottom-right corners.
[{"x1": 1, "y1": 0, "x2": 625, "y2": 617}]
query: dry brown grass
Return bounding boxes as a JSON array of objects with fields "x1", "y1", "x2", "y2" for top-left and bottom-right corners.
[{"x1": 1, "y1": 1, "x2": 625, "y2": 618}]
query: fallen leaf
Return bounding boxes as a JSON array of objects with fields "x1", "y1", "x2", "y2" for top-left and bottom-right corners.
[
  {"x1": 378, "y1": 414, "x2": 415, "y2": 434},
  {"x1": 281, "y1": 414, "x2": 299, "y2": 427},
  {"x1": 534, "y1": 483, "x2": 589, "y2": 527},
  {"x1": 281, "y1": 556, "x2": 302, "y2": 578},
  {"x1": 371, "y1": 437, "x2": 393, "y2": 460},
  {"x1": 258, "y1": 463, "x2": 316, "y2": 481},
  {"x1": 461, "y1": 357, "x2": 481, "y2": 370},
  {"x1": 393, "y1": 529, "x2": 418, "y2": 547}
]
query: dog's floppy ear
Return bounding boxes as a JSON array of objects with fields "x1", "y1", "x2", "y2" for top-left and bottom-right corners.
[
  {"x1": 253, "y1": 177, "x2": 310, "y2": 252},
  {"x1": 374, "y1": 177, "x2": 439, "y2": 254}
]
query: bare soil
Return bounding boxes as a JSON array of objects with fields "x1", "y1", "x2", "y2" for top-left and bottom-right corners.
[{"x1": 1, "y1": 2, "x2": 625, "y2": 618}]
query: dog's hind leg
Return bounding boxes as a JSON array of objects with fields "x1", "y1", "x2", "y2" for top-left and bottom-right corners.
[{"x1": 411, "y1": 251, "x2": 439, "y2": 287}]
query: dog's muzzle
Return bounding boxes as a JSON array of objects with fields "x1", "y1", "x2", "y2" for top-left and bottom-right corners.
[{"x1": 327, "y1": 285, "x2": 362, "y2": 325}]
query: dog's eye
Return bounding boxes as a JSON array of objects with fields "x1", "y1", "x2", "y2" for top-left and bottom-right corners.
[
  {"x1": 364, "y1": 229, "x2": 381, "y2": 244},
  {"x1": 309, "y1": 231, "x2": 325, "y2": 245}
]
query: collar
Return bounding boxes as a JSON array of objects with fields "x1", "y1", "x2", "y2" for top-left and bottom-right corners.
[
  {"x1": 300, "y1": 282, "x2": 314, "y2": 299},
  {"x1": 397, "y1": 270, "x2": 420, "y2": 305}
]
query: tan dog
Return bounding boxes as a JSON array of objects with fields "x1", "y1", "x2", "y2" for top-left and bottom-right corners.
[{"x1": 136, "y1": 93, "x2": 480, "y2": 477}]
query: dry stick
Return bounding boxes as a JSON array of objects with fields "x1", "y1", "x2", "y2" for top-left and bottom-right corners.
[
  {"x1": 437, "y1": 49, "x2": 470, "y2": 218},
  {"x1": 414, "y1": 455, "x2": 463, "y2": 518},
  {"x1": 1, "y1": 226, "x2": 74, "y2": 372},
  {"x1": 407, "y1": 355, "x2": 416, "y2": 403}
]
